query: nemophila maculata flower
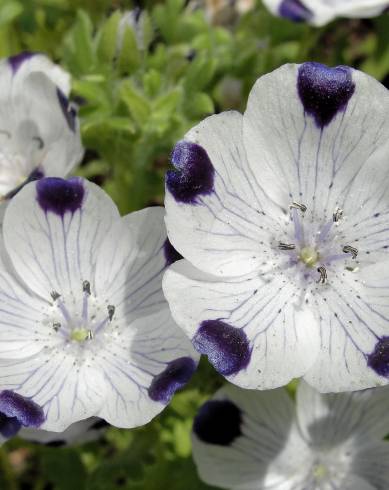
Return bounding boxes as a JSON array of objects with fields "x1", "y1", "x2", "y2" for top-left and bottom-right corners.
[
  {"x1": 192, "y1": 382, "x2": 389, "y2": 490},
  {"x1": 163, "y1": 62, "x2": 389, "y2": 392},
  {"x1": 0, "y1": 390, "x2": 45, "y2": 444},
  {"x1": 0, "y1": 52, "x2": 83, "y2": 206},
  {"x1": 0, "y1": 176, "x2": 198, "y2": 431},
  {"x1": 262, "y1": 0, "x2": 389, "y2": 26},
  {"x1": 20, "y1": 417, "x2": 108, "y2": 447}
]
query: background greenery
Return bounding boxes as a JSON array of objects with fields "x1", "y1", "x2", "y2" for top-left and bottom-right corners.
[{"x1": 0, "y1": 0, "x2": 389, "y2": 488}]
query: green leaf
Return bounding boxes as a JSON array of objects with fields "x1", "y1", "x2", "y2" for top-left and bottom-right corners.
[
  {"x1": 0, "y1": 1, "x2": 23, "y2": 27},
  {"x1": 184, "y1": 92, "x2": 214, "y2": 118},
  {"x1": 40, "y1": 447, "x2": 87, "y2": 490},
  {"x1": 62, "y1": 9, "x2": 95, "y2": 76},
  {"x1": 120, "y1": 81, "x2": 150, "y2": 126},
  {"x1": 117, "y1": 22, "x2": 141, "y2": 75},
  {"x1": 96, "y1": 10, "x2": 120, "y2": 63}
]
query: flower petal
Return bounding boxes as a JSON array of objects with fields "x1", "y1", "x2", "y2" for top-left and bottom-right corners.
[
  {"x1": 3, "y1": 177, "x2": 120, "y2": 300},
  {"x1": 163, "y1": 260, "x2": 320, "y2": 389},
  {"x1": 0, "y1": 353, "x2": 107, "y2": 431},
  {"x1": 304, "y1": 267, "x2": 389, "y2": 391},
  {"x1": 165, "y1": 111, "x2": 285, "y2": 278},
  {"x1": 243, "y1": 63, "x2": 389, "y2": 225},
  {"x1": 0, "y1": 390, "x2": 45, "y2": 428},
  {"x1": 192, "y1": 384, "x2": 309, "y2": 490},
  {"x1": 296, "y1": 381, "x2": 389, "y2": 448},
  {"x1": 351, "y1": 441, "x2": 389, "y2": 490},
  {"x1": 19, "y1": 417, "x2": 107, "y2": 446},
  {"x1": 93, "y1": 207, "x2": 199, "y2": 427}
]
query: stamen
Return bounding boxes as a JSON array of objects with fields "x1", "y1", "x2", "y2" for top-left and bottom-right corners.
[
  {"x1": 333, "y1": 207, "x2": 343, "y2": 222},
  {"x1": 107, "y1": 305, "x2": 115, "y2": 321},
  {"x1": 290, "y1": 201, "x2": 307, "y2": 213},
  {"x1": 82, "y1": 280, "x2": 91, "y2": 295},
  {"x1": 278, "y1": 242, "x2": 296, "y2": 251},
  {"x1": 86, "y1": 330, "x2": 94, "y2": 340},
  {"x1": 342, "y1": 245, "x2": 358, "y2": 259},
  {"x1": 317, "y1": 266, "x2": 327, "y2": 284},
  {"x1": 53, "y1": 322, "x2": 61, "y2": 332},
  {"x1": 51, "y1": 291, "x2": 61, "y2": 301}
]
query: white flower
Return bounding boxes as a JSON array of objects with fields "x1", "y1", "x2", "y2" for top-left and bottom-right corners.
[
  {"x1": 0, "y1": 176, "x2": 198, "y2": 431},
  {"x1": 262, "y1": 0, "x2": 389, "y2": 26},
  {"x1": 163, "y1": 62, "x2": 389, "y2": 393},
  {"x1": 192, "y1": 381, "x2": 389, "y2": 489},
  {"x1": 0, "y1": 52, "x2": 83, "y2": 203},
  {"x1": 20, "y1": 417, "x2": 107, "y2": 446}
]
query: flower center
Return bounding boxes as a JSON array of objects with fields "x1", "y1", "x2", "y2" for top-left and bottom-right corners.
[
  {"x1": 299, "y1": 246, "x2": 319, "y2": 267},
  {"x1": 313, "y1": 463, "x2": 328, "y2": 480},
  {"x1": 45, "y1": 281, "x2": 115, "y2": 346},
  {"x1": 276, "y1": 203, "x2": 359, "y2": 285}
]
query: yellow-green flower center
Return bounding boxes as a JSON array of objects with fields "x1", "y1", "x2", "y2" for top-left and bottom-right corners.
[
  {"x1": 300, "y1": 246, "x2": 319, "y2": 267},
  {"x1": 70, "y1": 328, "x2": 90, "y2": 342},
  {"x1": 313, "y1": 464, "x2": 328, "y2": 480}
]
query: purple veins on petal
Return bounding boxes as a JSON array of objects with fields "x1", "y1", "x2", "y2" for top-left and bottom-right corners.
[
  {"x1": 279, "y1": 0, "x2": 313, "y2": 22},
  {"x1": 367, "y1": 337, "x2": 389, "y2": 377},
  {"x1": 8, "y1": 51, "x2": 35, "y2": 73},
  {"x1": 166, "y1": 140, "x2": 215, "y2": 204},
  {"x1": 0, "y1": 391, "x2": 45, "y2": 430},
  {"x1": 36, "y1": 177, "x2": 85, "y2": 216},
  {"x1": 297, "y1": 62, "x2": 355, "y2": 128},
  {"x1": 57, "y1": 88, "x2": 77, "y2": 132},
  {"x1": 163, "y1": 238, "x2": 183, "y2": 266},
  {"x1": 193, "y1": 399, "x2": 242, "y2": 446},
  {"x1": 193, "y1": 320, "x2": 252, "y2": 376},
  {"x1": 148, "y1": 357, "x2": 197, "y2": 404}
]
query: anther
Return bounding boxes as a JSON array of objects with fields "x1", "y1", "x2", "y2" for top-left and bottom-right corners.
[
  {"x1": 53, "y1": 322, "x2": 61, "y2": 332},
  {"x1": 51, "y1": 291, "x2": 61, "y2": 301},
  {"x1": 82, "y1": 280, "x2": 91, "y2": 295},
  {"x1": 107, "y1": 305, "x2": 115, "y2": 321},
  {"x1": 86, "y1": 330, "x2": 94, "y2": 340},
  {"x1": 278, "y1": 242, "x2": 296, "y2": 251},
  {"x1": 290, "y1": 202, "x2": 307, "y2": 213},
  {"x1": 342, "y1": 245, "x2": 358, "y2": 259},
  {"x1": 317, "y1": 266, "x2": 327, "y2": 284},
  {"x1": 333, "y1": 208, "x2": 343, "y2": 222}
]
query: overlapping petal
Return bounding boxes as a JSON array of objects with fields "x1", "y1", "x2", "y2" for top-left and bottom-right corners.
[
  {"x1": 164, "y1": 260, "x2": 319, "y2": 389},
  {"x1": 262, "y1": 0, "x2": 389, "y2": 26}
]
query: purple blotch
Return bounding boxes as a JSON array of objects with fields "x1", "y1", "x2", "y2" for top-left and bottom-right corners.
[
  {"x1": 193, "y1": 399, "x2": 242, "y2": 446},
  {"x1": 193, "y1": 320, "x2": 252, "y2": 377},
  {"x1": 0, "y1": 391, "x2": 45, "y2": 435},
  {"x1": 164, "y1": 238, "x2": 183, "y2": 266},
  {"x1": 279, "y1": 0, "x2": 313, "y2": 22},
  {"x1": 148, "y1": 357, "x2": 197, "y2": 404},
  {"x1": 297, "y1": 62, "x2": 355, "y2": 128},
  {"x1": 9, "y1": 51, "x2": 35, "y2": 73},
  {"x1": 5, "y1": 168, "x2": 44, "y2": 200},
  {"x1": 36, "y1": 177, "x2": 85, "y2": 217},
  {"x1": 0, "y1": 413, "x2": 22, "y2": 438},
  {"x1": 166, "y1": 140, "x2": 215, "y2": 204},
  {"x1": 57, "y1": 89, "x2": 77, "y2": 132},
  {"x1": 367, "y1": 337, "x2": 389, "y2": 377}
]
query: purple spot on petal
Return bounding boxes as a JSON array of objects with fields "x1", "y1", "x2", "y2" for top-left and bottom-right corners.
[
  {"x1": 193, "y1": 320, "x2": 251, "y2": 376},
  {"x1": 0, "y1": 391, "x2": 45, "y2": 429},
  {"x1": 148, "y1": 357, "x2": 197, "y2": 404},
  {"x1": 193, "y1": 399, "x2": 242, "y2": 446},
  {"x1": 9, "y1": 51, "x2": 35, "y2": 73},
  {"x1": 367, "y1": 337, "x2": 389, "y2": 377},
  {"x1": 166, "y1": 141, "x2": 214, "y2": 204},
  {"x1": 279, "y1": 0, "x2": 313, "y2": 22},
  {"x1": 0, "y1": 413, "x2": 21, "y2": 438},
  {"x1": 297, "y1": 62, "x2": 355, "y2": 128},
  {"x1": 36, "y1": 177, "x2": 85, "y2": 217},
  {"x1": 57, "y1": 89, "x2": 77, "y2": 132},
  {"x1": 164, "y1": 238, "x2": 183, "y2": 266}
]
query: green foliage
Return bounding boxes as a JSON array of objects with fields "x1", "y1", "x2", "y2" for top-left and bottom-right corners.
[{"x1": 1, "y1": 0, "x2": 389, "y2": 487}]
